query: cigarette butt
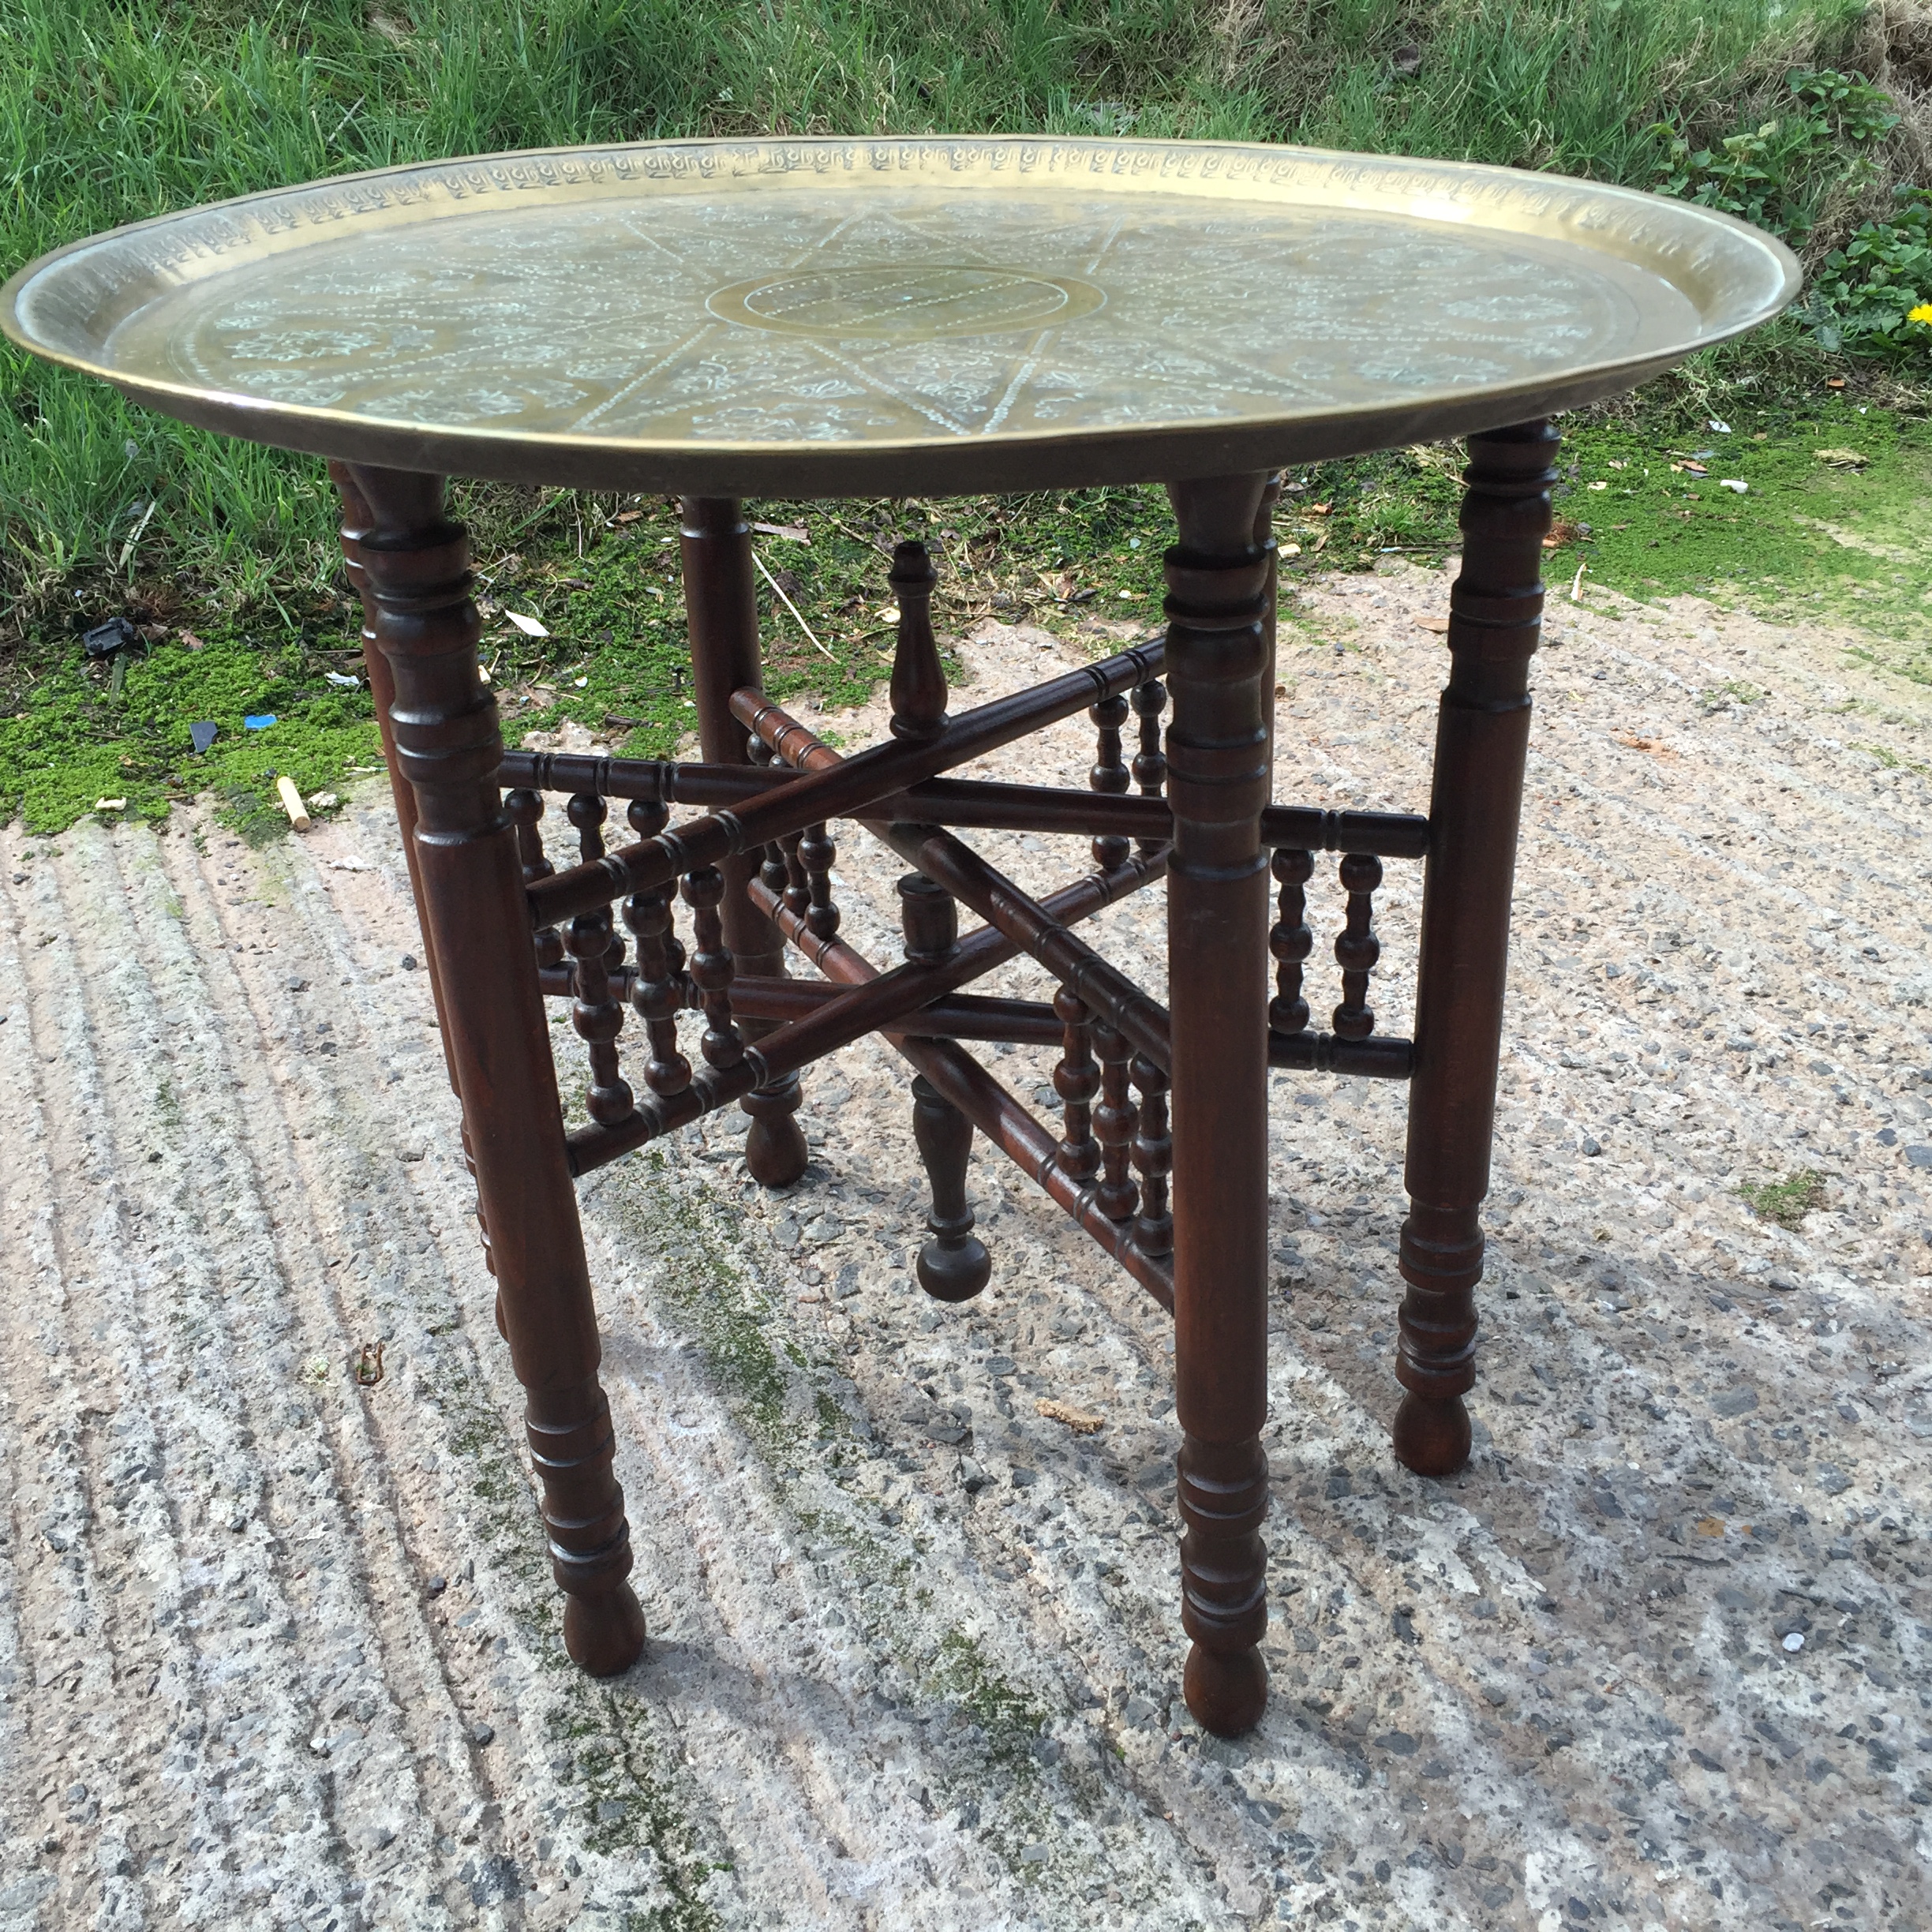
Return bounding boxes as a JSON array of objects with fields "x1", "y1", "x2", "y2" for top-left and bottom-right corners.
[
  {"x1": 276, "y1": 774, "x2": 312, "y2": 832},
  {"x1": 1035, "y1": 1397, "x2": 1105, "y2": 1435}
]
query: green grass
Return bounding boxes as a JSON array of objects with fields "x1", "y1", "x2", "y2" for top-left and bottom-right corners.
[
  {"x1": 1286, "y1": 393, "x2": 1932, "y2": 683},
  {"x1": 0, "y1": 0, "x2": 1917, "y2": 833},
  {"x1": 0, "y1": 0, "x2": 1870, "y2": 597}
]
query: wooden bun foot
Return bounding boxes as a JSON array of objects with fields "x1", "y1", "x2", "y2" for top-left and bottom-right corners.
[
  {"x1": 1392, "y1": 1392, "x2": 1471, "y2": 1477},
  {"x1": 916, "y1": 1230, "x2": 990, "y2": 1303},
  {"x1": 743, "y1": 1111, "x2": 809, "y2": 1188},
  {"x1": 741, "y1": 1081, "x2": 809, "y2": 1188},
  {"x1": 564, "y1": 1582, "x2": 648, "y2": 1677},
  {"x1": 1184, "y1": 1642, "x2": 1267, "y2": 1739}
]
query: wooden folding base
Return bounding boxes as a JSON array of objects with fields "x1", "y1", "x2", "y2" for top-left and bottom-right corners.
[{"x1": 332, "y1": 423, "x2": 1554, "y2": 1736}]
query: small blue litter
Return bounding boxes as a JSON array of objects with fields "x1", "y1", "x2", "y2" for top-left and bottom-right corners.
[
  {"x1": 243, "y1": 714, "x2": 276, "y2": 731},
  {"x1": 189, "y1": 721, "x2": 219, "y2": 754}
]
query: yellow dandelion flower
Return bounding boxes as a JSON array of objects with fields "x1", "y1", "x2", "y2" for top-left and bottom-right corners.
[{"x1": 1909, "y1": 301, "x2": 1932, "y2": 325}]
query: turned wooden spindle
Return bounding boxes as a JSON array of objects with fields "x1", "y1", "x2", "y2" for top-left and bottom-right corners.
[
  {"x1": 748, "y1": 736, "x2": 792, "y2": 906},
  {"x1": 621, "y1": 798, "x2": 692, "y2": 1100},
  {"x1": 680, "y1": 495, "x2": 807, "y2": 1187},
  {"x1": 339, "y1": 462, "x2": 644, "y2": 1677},
  {"x1": 799, "y1": 822, "x2": 841, "y2": 941},
  {"x1": 1054, "y1": 987, "x2": 1103, "y2": 1183},
  {"x1": 680, "y1": 866, "x2": 749, "y2": 1073},
  {"x1": 889, "y1": 540, "x2": 946, "y2": 739},
  {"x1": 1130, "y1": 678, "x2": 1170, "y2": 859},
  {"x1": 1268, "y1": 847, "x2": 1314, "y2": 1035},
  {"x1": 1131, "y1": 1054, "x2": 1173, "y2": 1259},
  {"x1": 1331, "y1": 852, "x2": 1382, "y2": 1040},
  {"x1": 568, "y1": 789, "x2": 606, "y2": 863},
  {"x1": 1093, "y1": 1020, "x2": 1140, "y2": 1222},
  {"x1": 778, "y1": 831, "x2": 811, "y2": 921},
  {"x1": 566, "y1": 906, "x2": 635, "y2": 1126},
  {"x1": 506, "y1": 788, "x2": 567, "y2": 972},
  {"x1": 1089, "y1": 692, "x2": 1132, "y2": 871},
  {"x1": 1396, "y1": 421, "x2": 1556, "y2": 1480},
  {"x1": 567, "y1": 792, "x2": 627, "y2": 973},
  {"x1": 1164, "y1": 472, "x2": 1275, "y2": 1739},
  {"x1": 900, "y1": 872, "x2": 990, "y2": 1301}
]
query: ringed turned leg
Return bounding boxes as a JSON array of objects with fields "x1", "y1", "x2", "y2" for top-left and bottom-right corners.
[
  {"x1": 1395, "y1": 421, "x2": 1556, "y2": 1477},
  {"x1": 345, "y1": 463, "x2": 646, "y2": 1675},
  {"x1": 333, "y1": 462, "x2": 508, "y2": 1325},
  {"x1": 680, "y1": 496, "x2": 809, "y2": 1186},
  {"x1": 1163, "y1": 473, "x2": 1275, "y2": 1738}
]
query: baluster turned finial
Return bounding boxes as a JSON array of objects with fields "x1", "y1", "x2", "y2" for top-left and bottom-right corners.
[{"x1": 889, "y1": 539, "x2": 945, "y2": 740}]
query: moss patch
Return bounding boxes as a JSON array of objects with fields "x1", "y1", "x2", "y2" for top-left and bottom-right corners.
[
  {"x1": 1737, "y1": 1169, "x2": 1829, "y2": 1228},
  {"x1": 0, "y1": 605, "x2": 377, "y2": 837}
]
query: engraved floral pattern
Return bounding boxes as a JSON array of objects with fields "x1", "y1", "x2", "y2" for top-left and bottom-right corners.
[{"x1": 9, "y1": 137, "x2": 1788, "y2": 461}]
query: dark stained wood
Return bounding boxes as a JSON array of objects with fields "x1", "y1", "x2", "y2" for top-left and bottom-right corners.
[
  {"x1": 1395, "y1": 421, "x2": 1556, "y2": 1479},
  {"x1": 1093, "y1": 1020, "x2": 1140, "y2": 1222},
  {"x1": 911, "y1": 1076, "x2": 989, "y2": 1301},
  {"x1": 531, "y1": 638, "x2": 1166, "y2": 926},
  {"x1": 505, "y1": 788, "x2": 567, "y2": 972},
  {"x1": 680, "y1": 496, "x2": 807, "y2": 1186},
  {"x1": 330, "y1": 461, "x2": 459, "y2": 1088},
  {"x1": 778, "y1": 828, "x2": 811, "y2": 921},
  {"x1": 342, "y1": 462, "x2": 645, "y2": 1677},
  {"x1": 1267, "y1": 1029, "x2": 1413, "y2": 1078},
  {"x1": 1130, "y1": 676, "x2": 1169, "y2": 857},
  {"x1": 1088, "y1": 691, "x2": 1131, "y2": 871},
  {"x1": 1053, "y1": 987, "x2": 1103, "y2": 1184},
  {"x1": 1331, "y1": 852, "x2": 1383, "y2": 1041},
  {"x1": 756, "y1": 845, "x2": 1164, "y2": 1025},
  {"x1": 620, "y1": 804, "x2": 694, "y2": 1103},
  {"x1": 568, "y1": 788, "x2": 608, "y2": 863},
  {"x1": 566, "y1": 903, "x2": 634, "y2": 1126},
  {"x1": 798, "y1": 822, "x2": 841, "y2": 941},
  {"x1": 496, "y1": 747, "x2": 1427, "y2": 857},
  {"x1": 747, "y1": 734, "x2": 793, "y2": 926},
  {"x1": 1268, "y1": 847, "x2": 1313, "y2": 1035},
  {"x1": 752, "y1": 876, "x2": 1173, "y2": 1309},
  {"x1": 680, "y1": 865, "x2": 749, "y2": 1073},
  {"x1": 734, "y1": 694, "x2": 1174, "y2": 1076},
  {"x1": 539, "y1": 965, "x2": 1067, "y2": 1044},
  {"x1": 335, "y1": 437, "x2": 1552, "y2": 1738},
  {"x1": 1164, "y1": 471, "x2": 1275, "y2": 1740},
  {"x1": 1130, "y1": 1054, "x2": 1173, "y2": 1262},
  {"x1": 898, "y1": 871, "x2": 991, "y2": 1301},
  {"x1": 888, "y1": 540, "x2": 946, "y2": 739}
]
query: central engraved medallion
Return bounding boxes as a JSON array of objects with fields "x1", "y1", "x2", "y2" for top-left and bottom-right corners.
[{"x1": 708, "y1": 264, "x2": 1105, "y2": 339}]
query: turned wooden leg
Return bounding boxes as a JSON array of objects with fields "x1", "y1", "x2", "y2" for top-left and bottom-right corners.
[
  {"x1": 328, "y1": 462, "x2": 457, "y2": 1087},
  {"x1": 900, "y1": 872, "x2": 990, "y2": 1301},
  {"x1": 1395, "y1": 421, "x2": 1556, "y2": 1477},
  {"x1": 1164, "y1": 473, "x2": 1275, "y2": 1739},
  {"x1": 344, "y1": 463, "x2": 646, "y2": 1676},
  {"x1": 332, "y1": 462, "x2": 504, "y2": 1323},
  {"x1": 680, "y1": 495, "x2": 808, "y2": 1186}
]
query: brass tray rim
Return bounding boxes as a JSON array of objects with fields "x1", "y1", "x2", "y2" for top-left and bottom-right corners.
[{"x1": 1, "y1": 134, "x2": 1802, "y2": 493}]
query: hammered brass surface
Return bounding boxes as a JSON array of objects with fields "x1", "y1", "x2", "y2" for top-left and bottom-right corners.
[{"x1": 2, "y1": 137, "x2": 1799, "y2": 495}]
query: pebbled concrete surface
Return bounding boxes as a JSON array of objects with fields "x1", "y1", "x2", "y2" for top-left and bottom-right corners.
[{"x1": 0, "y1": 564, "x2": 1928, "y2": 1931}]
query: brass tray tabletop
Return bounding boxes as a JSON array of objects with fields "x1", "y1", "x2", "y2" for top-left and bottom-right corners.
[{"x1": 2, "y1": 137, "x2": 1799, "y2": 497}]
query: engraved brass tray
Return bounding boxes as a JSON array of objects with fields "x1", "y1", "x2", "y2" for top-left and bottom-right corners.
[{"x1": 2, "y1": 137, "x2": 1799, "y2": 496}]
